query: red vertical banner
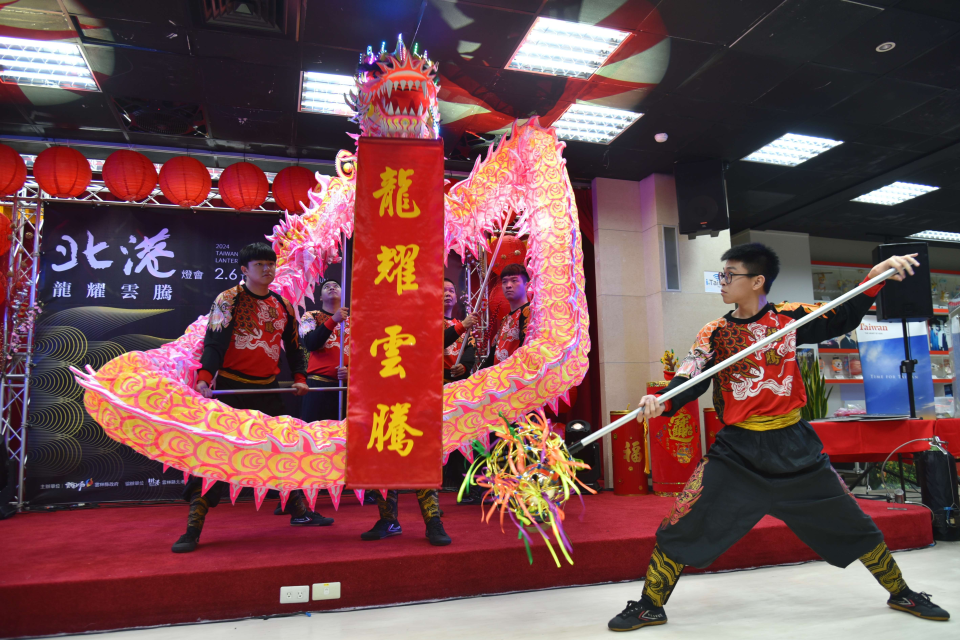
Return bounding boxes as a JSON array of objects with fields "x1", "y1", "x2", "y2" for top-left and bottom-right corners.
[{"x1": 346, "y1": 138, "x2": 445, "y2": 488}]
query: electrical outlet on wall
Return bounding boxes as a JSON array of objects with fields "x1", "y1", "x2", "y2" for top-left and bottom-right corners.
[
  {"x1": 280, "y1": 585, "x2": 310, "y2": 604},
  {"x1": 312, "y1": 582, "x2": 341, "y2": 600}
]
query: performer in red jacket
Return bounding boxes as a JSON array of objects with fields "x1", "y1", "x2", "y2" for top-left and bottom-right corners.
[
  {"x1": 481, "y1": 263, "x2": 531, "y2": 369},
  {"x1": 300, "y1": 278, "x2": 350, "y2": 423},
  {"x1": 173, "y1": 243, "x2": 334, "y2": 553},
  {"x1": 608, "y1": 243, "x2": 949, "y2": 630}
]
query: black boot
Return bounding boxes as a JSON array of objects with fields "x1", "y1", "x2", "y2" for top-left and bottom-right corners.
[
  {"x1": 425, "y1": 516, "x2": 451, "y2": 546},
  {"x1": 172, "y1": 489, "x2": 209, "y2": 553},
  {"x1": 172, "y1": 526, "x2": 201, "y2": 553}
]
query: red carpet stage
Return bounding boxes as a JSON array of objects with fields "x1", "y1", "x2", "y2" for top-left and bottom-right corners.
[{"x1": 1, "y1": 492, "x2": 932, "y2": 638}]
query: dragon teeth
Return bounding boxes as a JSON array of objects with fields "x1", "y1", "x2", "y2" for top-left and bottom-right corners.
[{"x1": 386, "y1": 81, "x2": 392, "y2": 97}]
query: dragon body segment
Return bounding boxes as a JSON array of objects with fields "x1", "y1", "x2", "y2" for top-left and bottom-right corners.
[{"x1": 73, "y1": 41, "x2": 589, "y2": 502}]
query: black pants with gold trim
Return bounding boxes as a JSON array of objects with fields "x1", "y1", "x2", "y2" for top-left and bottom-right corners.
[
  {"x1": 375, "y1": 489, "x2": 441, "y2": 525},
  {"x1": 656, "y1": 420, "x2": 884, "y2": 570}
]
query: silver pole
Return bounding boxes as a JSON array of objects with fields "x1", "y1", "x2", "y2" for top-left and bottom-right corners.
[
  {"x1": 570, "y1": 267, "x2": 898, "y2": 454},
  {"x1": 338, "y1": 231, "x2": 349, "y2": 420},
  {"x1": 0, "y1": 195, "x2": 16, "y2": 507},
  {"x1": 212, "y1": 386, "x2": 347, "y2": 396}
]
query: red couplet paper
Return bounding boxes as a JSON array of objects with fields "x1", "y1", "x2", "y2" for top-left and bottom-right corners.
[{"x1": 346, "y1": 138, "x2": 445, "y2": 488}]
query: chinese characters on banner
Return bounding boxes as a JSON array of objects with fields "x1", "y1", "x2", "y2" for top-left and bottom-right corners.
[{"x1": 346, "y1": 138, "x2": 445, "y2": 488}]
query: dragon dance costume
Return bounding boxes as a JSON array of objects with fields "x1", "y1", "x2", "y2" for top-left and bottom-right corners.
[
  {"x1": 482, "y1": 302, "x2": 530, "y2": 369},
  {"x1": 175, "y1": 284, "x2": 328, "y2": 552},
  {"x1": 300, "y1": 309, "x2": 351, "y2": 422},
  {"x1": 610, "y1": 277, "x2": 950, "y2": 628}
]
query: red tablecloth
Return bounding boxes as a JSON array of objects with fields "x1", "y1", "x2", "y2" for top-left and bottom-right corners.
[
  {"x1": 812, "y1": 419, "x2": 935, "y2": 462},
  {"x1": 933, "y1": 418, "x2": 960, "y2": 457}
]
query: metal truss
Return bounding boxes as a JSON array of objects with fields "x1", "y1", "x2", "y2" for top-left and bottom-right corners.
[
  {"x1": 13, "y1": 179, "x2": 285, "y2": 214},
  {"x1": 1, "y1": 190, "x2": 41, "y2": 509}
]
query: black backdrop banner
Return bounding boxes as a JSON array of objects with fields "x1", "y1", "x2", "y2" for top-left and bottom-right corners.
[{"x1": 27, "y1": 203, "x2": 278, "y2": 505}]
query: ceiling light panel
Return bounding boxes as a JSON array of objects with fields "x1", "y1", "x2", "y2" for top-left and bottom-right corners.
[
  {"x1": 852, "y1": 181, "x2": 939, "y2": 205},
  {"x1": 552, "y1": 103, "x2": 642, "y2": 144},
  {"x1": 507, "y1": 17, "x2": 630, "y2": 79},
  {"x1": 741, "y1": 133, "x2": 843, "y2": 167},
  {"x1": 908, "y1": 230, "x2": 960, "y2": 243},
  {"x1": 0, "y1": 36, "x2": 98, "y2": 91},
  {"x1": 300, "y1": 72, "x2": 356, "y2": 116}
]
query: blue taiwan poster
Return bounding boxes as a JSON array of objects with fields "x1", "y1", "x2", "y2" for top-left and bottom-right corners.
[{"x1": 856, "y1": 315, "x2": 935, "y2": 418}]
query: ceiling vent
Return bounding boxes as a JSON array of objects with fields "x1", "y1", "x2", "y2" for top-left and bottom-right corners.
[
  {"x1": 112, "y1": 98, "x2": 208, "y2": 137},
  {"x1": 200, "y1": 0, "x2": 285, "y2": 34}
]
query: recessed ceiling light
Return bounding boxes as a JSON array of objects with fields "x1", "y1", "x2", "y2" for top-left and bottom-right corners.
[
  {"x1": 876, "y1": 42, "x2": 896, "y2": 52},
  {"x1": 300, "y1": 71, "x2": 356, "y2": 116},
  {"x1": 507, "y1": 17, "x2": 630, "y2": 80},
  {"x1": 907, "y1": 230, "x2": 960, "y2": 243},
  {"x1": 741, "y1": 133, "x2": 843, "y2": 166},
  {"x1": 852, "y1": 181, "x2": 939, "y2": 205},
  {"x1": 0, "y1": 36, "x2": 99, "y2": 91},
  {"x1": 552, "y1": 103, "x2": 642, "y2": 144}
]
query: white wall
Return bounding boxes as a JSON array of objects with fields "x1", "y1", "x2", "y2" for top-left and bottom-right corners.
[
  {"x1": 731, "y1": 229, "x2": 815, "y2": 305},
  {"x1": 593, "y1": 174, "x2": 732, "y2": 485}
]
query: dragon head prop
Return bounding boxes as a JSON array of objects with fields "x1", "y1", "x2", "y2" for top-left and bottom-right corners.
[{"x1": 347, "y1": 36, "x2": 440, "y2": 139}]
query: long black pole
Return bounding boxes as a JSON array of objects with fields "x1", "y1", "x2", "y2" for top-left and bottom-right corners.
[{"x1": 900, "y1": 317, "x2": 918, "y2": 420}]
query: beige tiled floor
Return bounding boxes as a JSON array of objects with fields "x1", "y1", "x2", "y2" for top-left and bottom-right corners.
[{"x1": 68, "y1": 542, "x2": 958, "y2": 640}]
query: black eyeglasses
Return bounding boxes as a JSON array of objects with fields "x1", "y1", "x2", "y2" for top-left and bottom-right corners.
[{"x1": 716, "y1": 271, "x2": 760, "y2": 285}]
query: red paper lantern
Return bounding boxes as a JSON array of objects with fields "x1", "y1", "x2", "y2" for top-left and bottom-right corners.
[
  {"x1": 159, "y1": 156, "x2": 211, "y2": 207},
  {"x1": 218, "y1": 162, "x2": 268, "y2": 211},
  {"x1": 0, "y1": 211, "x2": 11, "y2": 256},
  {"x1": 0, "y1": 212, "x2": 9, "y2": 305},
  {"x1": 0, "y1": 144, "x2": 26, "y2": 197},
  {"x1": 488, "y1": 234, "x2": 527, "y2": 276},
  {"x1": 271, "y1": 165, "x2": 316, "y2": 214},
  {"x1": 33, "y1": 147, "x2": 91, "y2": 198},
  {"x1": 102, "y1": 150, "x2": 157, "y2": 202}
]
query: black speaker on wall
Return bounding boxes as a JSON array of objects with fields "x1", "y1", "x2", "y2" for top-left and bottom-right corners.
[
  {"x1": 675, "y1": 159, "x2": 730, "y2": 239},
  {"x1": 871, "y1": 243, "x2": 933, "y2": 320}
]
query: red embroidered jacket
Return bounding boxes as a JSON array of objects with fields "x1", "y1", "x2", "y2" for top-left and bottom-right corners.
[
  {"x1": 443, "y1": 317, "x2": 476, "y2": 381},
  {"x1": 482, "y1": 303, "x2": 530, "y2": 368},
  {"x1": 300, "y1": 310, "x2": 351, "y2": 378},
  {"x1": 198, "y1": 284, "x2": 306, "y2": 385},
  {"x1": 658, "y1": 280, "x2": 884, "y2": 425}
]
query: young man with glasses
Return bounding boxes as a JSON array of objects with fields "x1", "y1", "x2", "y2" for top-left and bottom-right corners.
[
  {"x1": 607, "y1": 243, "x2": 949, "y2": 631},
  {"x1": 173, "y1": 242, "x2": 334, "y2": 553}
]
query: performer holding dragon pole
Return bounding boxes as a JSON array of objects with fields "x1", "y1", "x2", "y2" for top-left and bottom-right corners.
[
  {"x1": 299, "y1": 278, "x2": 350, "y2": 423},
  {"x1": 481, "y1": 263, "x2": 531, "y2": 369},
  {"x1": 174, "y1": 243, "x2": 334, "y2": 553},
  {"x1": 608, "y1": 243, "x2": 949, "y2": 631}
]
